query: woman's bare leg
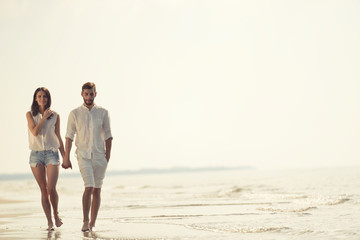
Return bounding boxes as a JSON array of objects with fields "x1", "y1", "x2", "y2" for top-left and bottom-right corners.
[
  {"x1": 31, "y1": 164, "x2": 53, "y2": 229},
  {"x1": 47, "y1": 164, "x2": 62, "y2": 227}
]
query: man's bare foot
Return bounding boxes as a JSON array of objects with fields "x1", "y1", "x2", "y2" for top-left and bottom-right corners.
[
  {"x1": 55, "y1": 215, "x2": 63, "y2": 227},
  {"x1": 81, "y1": 221, "x2": 90, "y2": 232}
]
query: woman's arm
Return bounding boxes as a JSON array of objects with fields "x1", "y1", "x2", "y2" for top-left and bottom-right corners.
[
  {"x1": 26, "y1": 111, "x2": 46, "y2": 136},
  {"x1": 62, "y1": 138, "x2": 73, "y2": 169},
  {"x1": 55, "y1": 114, "x2": 66, "y2": 158}
]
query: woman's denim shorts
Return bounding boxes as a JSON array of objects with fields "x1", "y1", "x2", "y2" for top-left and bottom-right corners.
[{"x1": 29, "y1": 150, "x2": 60, "y2": 167}]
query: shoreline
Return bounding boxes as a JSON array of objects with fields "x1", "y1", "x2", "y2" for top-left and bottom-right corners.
[
  {"x1": 1, "y1": 167, "x2": 359, "y2": 240},
  {"x1": 0, "y1": 166, "x2": 254, "y2": 181}
]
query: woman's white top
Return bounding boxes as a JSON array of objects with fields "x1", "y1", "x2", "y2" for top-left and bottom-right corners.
[{"x1": 28, "y1": 111, "x2": 60, "y2": 151}]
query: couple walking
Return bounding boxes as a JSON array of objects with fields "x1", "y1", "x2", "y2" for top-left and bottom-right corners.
[{"x1": 26, "y1": 82, "x2": 113, "y2": 232}]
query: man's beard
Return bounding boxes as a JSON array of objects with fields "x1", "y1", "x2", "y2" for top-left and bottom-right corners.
[{"x1": 83, "y1": 98, "x2": 94, "y2": 106}]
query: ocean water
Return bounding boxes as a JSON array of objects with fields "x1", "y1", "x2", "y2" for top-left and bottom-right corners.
[{"x1": 0, "y1": 166, "x2": 359, "y2": 239}]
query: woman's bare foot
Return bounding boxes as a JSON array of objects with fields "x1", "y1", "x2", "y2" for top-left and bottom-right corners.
[
  {"x1": 47, "y1": 222, "x2": 55, "y2": 231},
  {"x1": 55, "y1": 215, "x2": 63, "y2": 227},
  {"x1": 89, "y1": 222, "x2": 96, "y2": 232},
  {"x1": 81, "y1": 221, "x2": 90, "y2": 232}
]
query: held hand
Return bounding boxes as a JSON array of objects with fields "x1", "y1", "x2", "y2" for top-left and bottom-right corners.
[
  {"x1": 62, "y1": 156, "x2": 72, "y2": 169},
  {"x1": 62, "y1": 161, "x2": 72, "y2": 169}
]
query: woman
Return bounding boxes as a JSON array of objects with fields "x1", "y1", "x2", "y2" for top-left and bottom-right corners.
[{"x1": 26, "y1": 87, "x2": 65, "y2": 230}]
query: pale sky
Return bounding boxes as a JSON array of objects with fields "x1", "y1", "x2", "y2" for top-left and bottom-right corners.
[{"x1": 1, "y1": 0, "x2": 359, "y2": 174}]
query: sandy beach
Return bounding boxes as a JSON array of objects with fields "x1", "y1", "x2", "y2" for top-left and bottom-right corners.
[
  {"x1": 0, "y1": 172, "x2": 218, "y2": 240},
  {"x1": 1, "y1": 167, "x2": 360, "y2": 240},
  {"x1": 0, "y1": 198, "x2": 32, "y2": 221}
]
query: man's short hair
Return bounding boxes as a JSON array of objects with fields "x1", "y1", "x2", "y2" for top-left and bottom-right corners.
[{"x1": 82, "y1": 82, "x2": 96, "y2": 92}]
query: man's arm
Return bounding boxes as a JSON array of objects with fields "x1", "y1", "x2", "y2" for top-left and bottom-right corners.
[
  {"x1": 103, "y1": 109, "x2": 113, "y2": 162},
  {"x1": 105, "y1": 137, "x2": 112, "y2": 162}
]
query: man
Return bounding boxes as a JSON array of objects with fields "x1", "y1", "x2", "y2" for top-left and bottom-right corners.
[{"x1": 62, "y1": 82, "x2": 113, "y2": 232}]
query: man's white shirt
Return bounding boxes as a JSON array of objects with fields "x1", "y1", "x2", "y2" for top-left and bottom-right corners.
[{"x1": 66, "y1": 104, "x2": 112, "y2": 159}]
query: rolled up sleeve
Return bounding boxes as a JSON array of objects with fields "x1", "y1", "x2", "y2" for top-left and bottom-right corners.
[
  {"x1": 103, "y1": 110, "x2": 113, "y2": 140},
  {"x1": 65, "y1": 111, "x2": 76, "y2": 140}
]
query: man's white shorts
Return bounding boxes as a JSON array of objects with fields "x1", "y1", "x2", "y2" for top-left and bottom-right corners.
[{"x1": 77, "y1": 156, "x2": 108, "y2": 188}]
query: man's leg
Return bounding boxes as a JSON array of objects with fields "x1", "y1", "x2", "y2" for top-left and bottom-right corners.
[
  {"x1": 78, "y1": 157, "x2": 95, "y2": 231},
  {"x1": 82, "y1": 187, "x2": 93, "y2": 231},
  {"x1": 89, "y1": 157, "x2": 107, "y2": 231},
  {"x1": 89, "y1": 188, "x2": 101, "y2": 230}
]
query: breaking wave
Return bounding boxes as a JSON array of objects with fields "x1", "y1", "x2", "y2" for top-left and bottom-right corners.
[{"x1": 186, "y1": 223, "x2": 290, "y2": 233}]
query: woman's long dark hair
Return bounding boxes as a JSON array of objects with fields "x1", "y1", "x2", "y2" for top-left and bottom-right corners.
[{"x1": 31, "y1": 87, "x2": 52, "y2": 116}]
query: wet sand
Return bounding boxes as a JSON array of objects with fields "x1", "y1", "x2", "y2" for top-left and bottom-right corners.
[{"x1": 1, "y1": 168, "x2": 360, "y2": 240}]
